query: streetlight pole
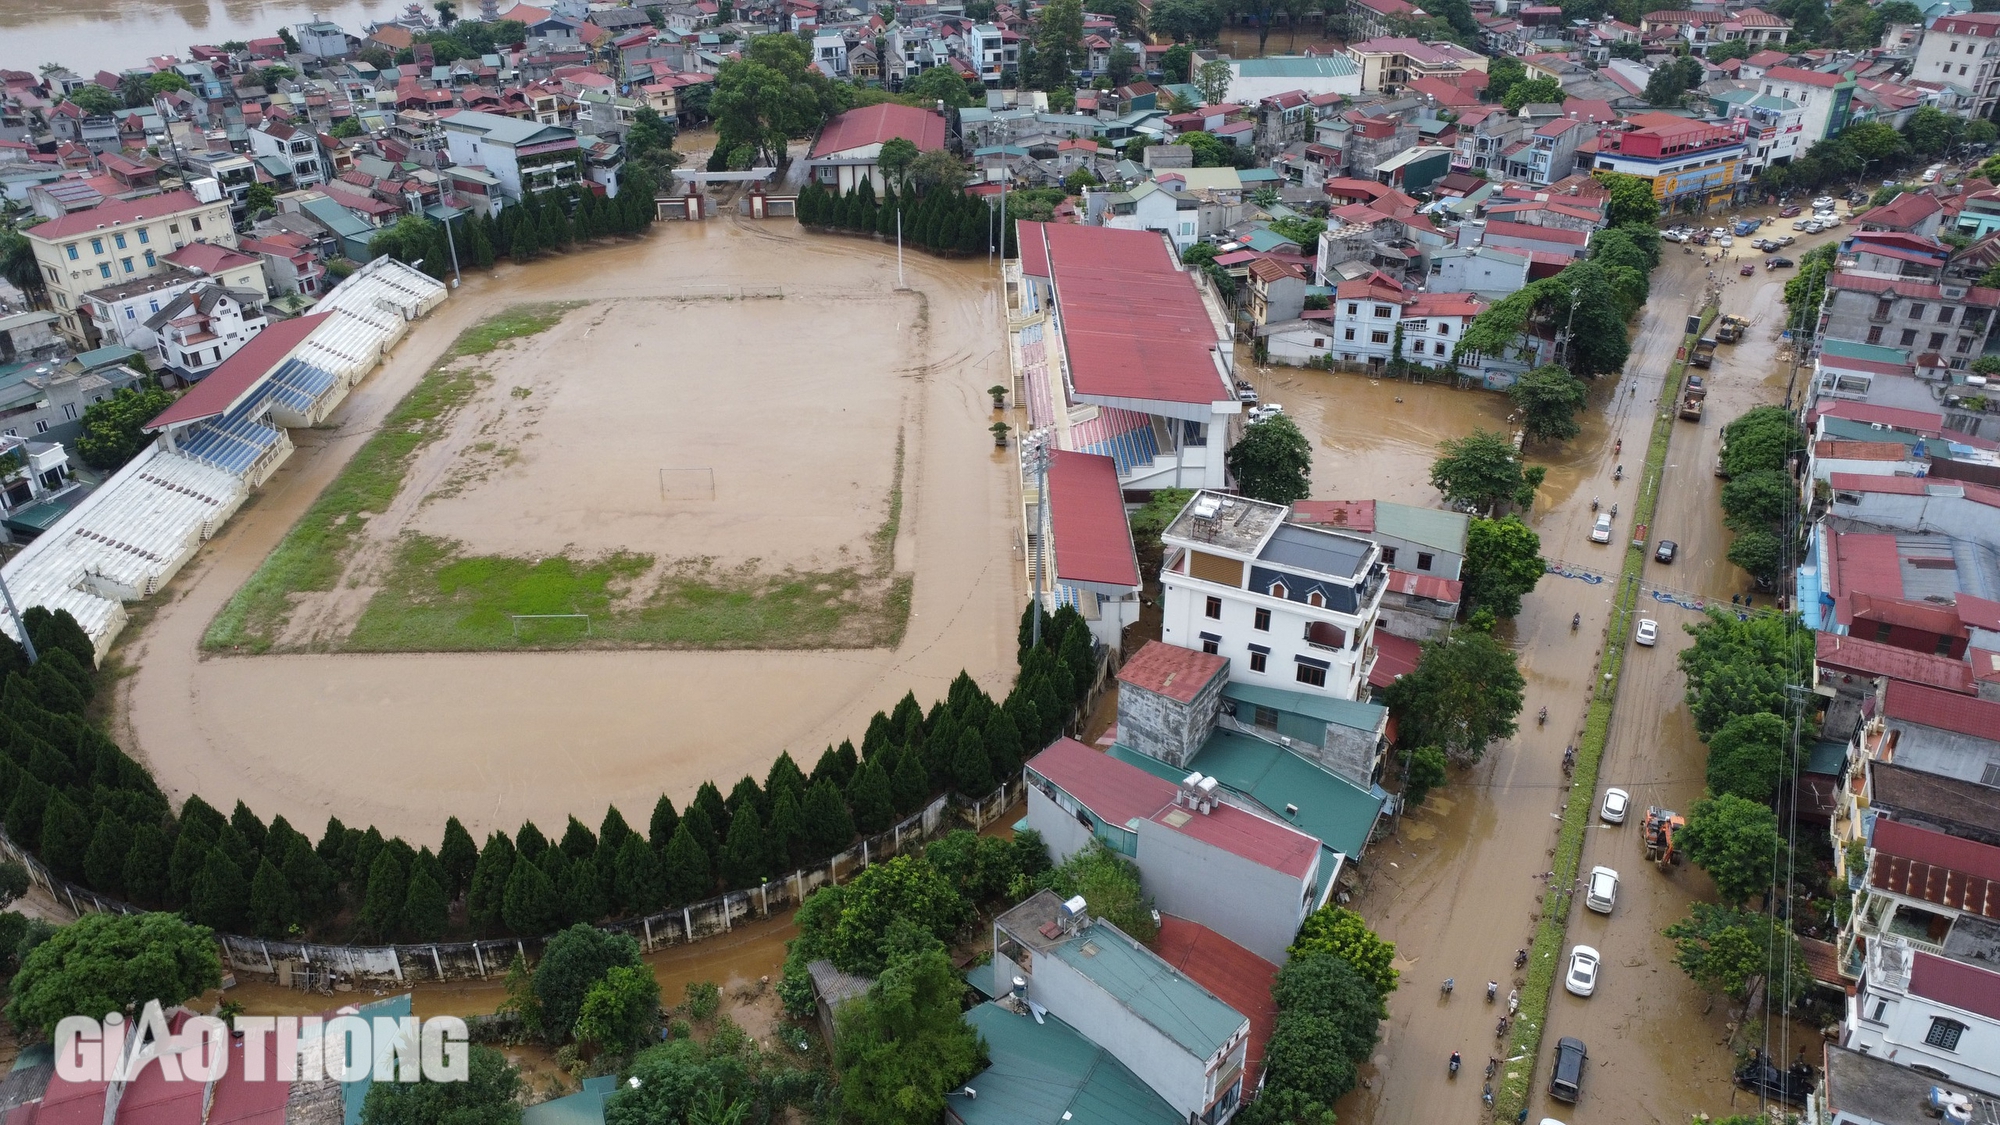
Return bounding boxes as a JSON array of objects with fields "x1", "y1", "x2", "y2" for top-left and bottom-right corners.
[{"x1": 1024, "y1": 428, "x2": 1050, "y2": 648}]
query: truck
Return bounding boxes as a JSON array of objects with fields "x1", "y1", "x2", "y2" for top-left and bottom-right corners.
[
  {"x1": 1689, "y1": 337, "x2": 1717, "y2": 368},
  {"x1": 1679, "y1": 394, "x2": 1705, "y2": 422},
  {"x1": 1716, "y1": 314, "x2": 1749, "y2": 343},
  {"x1": 1685, "y1": 373, "x2": 1707, "y2": 400}
]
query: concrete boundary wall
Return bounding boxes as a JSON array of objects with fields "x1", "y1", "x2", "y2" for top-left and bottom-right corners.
[{"x1": 0, "y1": 779, "x2": 1021, "y2": 986}]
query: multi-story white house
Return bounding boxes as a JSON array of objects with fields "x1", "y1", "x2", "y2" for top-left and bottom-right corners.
[
  {"x1": 440, "y1": 111, "x2": 581, "y2": 204},
  {"x1": 968, "y1": 24, "x2": 1017, "y2": 85},
  {"x1": 247, "y1": 121, "x2": 327, "y2": 188},
  {"x1": 144, "y1": 284, "x2": 271, "y2": 381},
  {"x1": 1328, "y1": 270, "x2": 1485, "y2": 373},
  {"x1": 1846, "y1": 915, "x2": 2000, "y2": 1096},
  {"x1": 22, "y1": 188, "x2": 238, "y2": 347},
  {"x1": 1158, "y1": 491, "x2": 1386, "y2": 701},
  {"x1": 1915, "y1": 12, "x2": 2000, "y2": 121}
]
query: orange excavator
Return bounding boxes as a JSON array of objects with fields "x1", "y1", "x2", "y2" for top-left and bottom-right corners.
[{"x1": 1643, "y1": 807, "x2": 1685, "y2": 869}]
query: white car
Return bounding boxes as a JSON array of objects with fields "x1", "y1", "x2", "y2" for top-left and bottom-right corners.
[
  {"x1": 1565, "y1": 946, "x2": 1602, "y2": 997},
  {"x1": 1599, "y1": 787, "x2": 1630, "y2": 824},
  {"x1": 1710, "y1": 227, "x2": 1729, "y2": 238},
  {"x1": 1585, "y1": 866, "x2": 1619, "y2": 914},
  {"x1": 1590, "y1": 513, "x2": 1613, "y2": 543},
  {"x1": 1718, "y1": 235, "x2": 1734, "y2": 247},
  {"x1": 1635, "y1": 618, "x2": 1658, "y2": 646},
  {"x1": 1791, "y1": 219, "x2": 1810, "y2": 231},
  {"x1": 1812, "y1": 195, "x2": 1837, "y2": 209}
]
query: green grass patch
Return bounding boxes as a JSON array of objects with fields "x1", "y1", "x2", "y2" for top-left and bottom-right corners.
[
  {"x1": 1494, "y1": 303, "x2": 1716, "y2": 1120},
  {"x1": 202, "y1": 303, "x2": 579, "y2": 653}
]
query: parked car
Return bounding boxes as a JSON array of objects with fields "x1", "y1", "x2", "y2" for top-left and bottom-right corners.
[
  {"x1": 1740, "y1": 262, "x2": 1755, "y2": 276},
  {"x1": 1768, "y1": 256, "x2": 1794, "y2": 269},
  {"x1": 1812, "y1": 195, "x2": 1837, "y2": 210},
  {"x1": 1791, "y1": 219, "x2": 1810, "y2": 231},
  {"x1": 1760, "y1": 241, "x2": 1779, "y2": 254},
  {"x1": 1718, "y1": 235, "x2": 1734, "y2": 247},
  {"x1": 1776, "y1": 234, "x2": 1796, "y2": 246},
  {"x1": 1590, "y1": 513, "x2": 1613, "y2": 543},
  {"x1": 1635, "y1": 618, "x2": 1659, "y2": 646},
  {"x1": 1565, "y1": 946, "x2": 1601, "y2": 996},
  {"x1": 1550, "y1": 1037, "x2": 1589, "y2": 1103},
  {"x1": 1585, "y1": 866, "x2": 1619, "y2": 913},
  {"x1": 1779, "y1": 204, "x2": 1802, "y2": 217},
  {"x1": 1655, "y1": 539, "x2": 1677, "y2": 563},
  {"x1": 1600, "y1": 787, "x2": 1630, "y2": 824},
  {"x1": 1710, "y1": 227, "x2": 1729, "y2": 238}
]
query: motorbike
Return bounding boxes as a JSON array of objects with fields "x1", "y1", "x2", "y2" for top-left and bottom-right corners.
[
  {"x1": 1441, "y1": 977, "x2": 1454, "y2": 997},
  {"x1": 1496, "y1": 1016, "x2": 1511, "y2": 1038},
  {"x1": 1515, "y1": 949, "x2": 1529, "y2": 969},
  {"x1": 1571, "y1": 613, "x2": 1580, "y2": 632},
  {"x1": 1614, "y1": 438, "x2": 1622, "y2": 454},
  {"x1": 1486, "y1": 981, "x2": 1499, "y2": 1003},
  {"x1": 1537, "y1": 706, "x2": 1548, "y2": 727},
  {"x1": 1449, "y1": 1052, "x2": 1461, "y2": 1077},
  {"x1": 1590, "y1": 496, "x2": 1599, "y2": 512},
  {"x1": 1611, "y1": 503, "x2": 1619, "y2": 518},
  {"x1": 1508, "y1": 989, "x2": 1520, "y2": 1015},
  {"x1": 1486, "y1": 1057, "x2": 1499, "y2": 1079},
  {"x1": 1614, "y1": 464, "x2": 1623, "y2": 482}
]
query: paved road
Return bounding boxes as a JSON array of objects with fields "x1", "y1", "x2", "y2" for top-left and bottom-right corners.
[{"x1": 1344, "y1": 216, "x2": 1830, "y2": 1124}]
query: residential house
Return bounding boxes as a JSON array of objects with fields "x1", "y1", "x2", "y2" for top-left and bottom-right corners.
[
  {"x1": 238, "y1": 230, "x2": 327, "y2": 296},
  {"x1": 1325, "y1": 271, "x2": 1485, "y2": 373},
  {"x1": 248, "y1": 120, "x2": 327, "y2": 188},
  {"x1": 1861, "y1": 190, "x2": 1946, "y2": 238},
  {"x1": 1844, "y1": 909, "x2": 2000, "y2": 1095},
  {"x1": 441, "y1": 110, "x2": 582, "y2": 203},
  {"x1": 1821, "y1": 1044, "x2": 2000, "y2": 1125},
  {"x1": 1758, "y1": 65, "x2": 1858, "y2": 145},
  {"x1": 1711, "y1": 88, "x2": 1808, "y2": 173},
  {"x1": 1223, "y1": 55, "x2": 1363, "y2": 105},
  {"x1": 950, "y1": 1000, "x2": 1185, "y2": 1125},
  {"x1": 1428, "y1": 244, "x2": 1533, "y2": 299},
  {"x1": 803, "y1": 103, "x2": 948, "y2": 195},
  {"x1": 1914, "y1": 12, "x2": 2000, "y2": 120},
  {"x1": 1022, "y1": 737, "x2": 1330, "y2": 964},
  {"x1": 1290, "y1": 499, "x2": 1467, "y2": 639},
  {"x1": 1818, "y1": 270, "x2": 1995, "y2": 368},
  {"x1": 991, "y1": 890, "x2": 1252, "y2": 1125},
  {"x1": 145, "y1": 283, "x2": 271, "y2": 381},
  {"x1": 1343, "y1": 38, "x2": 1483, "y2": 93},
  {"x1": 1347, "y1": 0, "x2": 1426, "y2": 42},
  {"x1": 1590, "y1": 112, "x2": 1749, "y2": 206},
  {"x1": 22, "y1": 188, "x2": 237, "y2": 347},
  {"x1": 1247, "y1": 258, "x2": 1308, "y2": 327}
]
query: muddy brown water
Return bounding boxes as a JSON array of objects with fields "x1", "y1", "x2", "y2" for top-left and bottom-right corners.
[
  {"x1": 111, "y1": 220, "x2": 1024, "y2": 845},
  {"x1": 2, "y1": 0, "x2": 400, "y2": 74}
]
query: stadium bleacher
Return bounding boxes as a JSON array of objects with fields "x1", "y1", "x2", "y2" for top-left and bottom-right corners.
[{"x1": 1070, "y1": 407, "x2": 1159, "y2": 476}]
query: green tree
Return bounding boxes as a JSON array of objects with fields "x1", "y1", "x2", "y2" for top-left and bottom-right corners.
[
  {"x1": 1161, "y1": 42, "x2": 1195, "y2": 81},
  {"x1": 1508, "y1": 364, "x2": 1591, "y2": 446},
  {"x1": 1720, "y1": 469, "x2": 1792, "y2": 532},
  {"x1": 1430, "y1": 428, "x2": 1541, "y2": 515},
  {"x1": 1676, "y1": 608, "x2": 1814, "y2": 738},
  {"x1": 332, "y1": 115, "x2": 365, "y2": 138},
  {"x1": 1484, "y1": 56, "x2": 1526, "y2": 104},
  {"x1": 1727, "y1": 527, "x2": 1785, "y2": 587},
  {"x1": 1035, "y1": 0, "x2": 1085, "y2": 86},
  {"x1": 662, "y1": 820, "x2": 713, "y2": 904},
  {"x1": 1595, "y1": 170, "x2": 1662, "y2": 227},
  {"x1": 83, "y1": 812, "x2": 133, "y2": 897},
  {"x1": 121, "y1": 825, "x2": 169, "y2": 907},
  {"x1": 76, "y1": 385, "x2": 176, "y2": 472},
  {"x1": 1226, "y1": 414, "x2": 1314, "y2": 503},
  {"x1": 847, "y1": 758, "x2": 895, "y2": 834},
  {"x1": 1385, "y1": 628, "x2": 1525, "y2": 764},
  {"x1": 1194, "y1": 58, "x2": 1234, "y2": 105},
  {"x1": 1151, "y1": 0, "x2": 1224, "y2": 42},
  {"x1": 1401, "y1": 745, "x2": 1448, "y2": 808},
  {"x1": 1288, "y1": 905, "x2": 1398, "y2": 1012},
  {"x1": 877, "y1": 136, "x2": 920, "y2": 186},
  {"x1": 1721, "y1": 406, "x2": 1805, "y2": 477},
  {"x1": 710, "y1": 34, "x2": 851, "y2": 165},
  {"x1": 833, "y1": 948, "x2": 983, "y2": 1125},
  {"x1": 801, "y1": 778, "x2": 856, "y2": 856},
  {"x1": 532, "y1": 925, "x2": 645, "y2": 1043},
  {"x1": 6, "y1": 912, "x2": 222, "y2": 1036},
  {"x1": 1029, "y1": 841, "x2": 1157, "y2": 941},
  {"x1": 648, "y1": 794, "x2": 680, "y2": 852},
  {"x1": 573, "y1": 963, "x2": 661, "y2": 1054},
  {"x1": 356, "y1": 847, "x2": 407, "y2": 941},
  {"x1": 1247, "y1": 951, "x2": 1383, "y2": 1124},
  {"x1": 360, "y1": 1044, "x2": 521, "y2": 1125},
  {"x1": 1705, "y1": 711, "x2": 1792, "y2": 804},
  {"x1": 906, "y1": 65, "x2": 974, "y2": 108},
  {"x1": 826, "y1": 855, "x2": 967, "y2": 975},
  {"x1": 38, "y1": 791, "x2": 92, "y2": 881},
  {"x1": 189, "y1": 847, "x2": 250, "y2": 932},
  {"x1": 1503, "y1": 77, "x2": 1563, "y2": 112},
  {"x1": 1, "y1": 231, "x2": 48, "y2": 308},
  {"x1": 468, "y1": 831, "x2": 516, "y2": 928},
  {"x1": 439, "y1": 816, "x2": 479, "y2": 901},
  {"x1": 1665, "y1": 902, "x2": 1813, "y2": 1005},
  {"x1": 1463, "y1": 515, "x2": 1544, "y2": 618},
  {"x1": 1679, "y1": 793, "x2": 1784, "y2": 906},
  {"x1": 65, "y1": 84, "x2": 119, "y2": 115},
  {"x1": 400, "y1": 868, "x2": 449, "y2": 941},
  {"x1": 1704, "y1": 38, "x2": 1752, "y2": 62},
  {"x1": 719, "y1": 804, "x2": 768, "y2": 889},
  {"x1": 501, "y1": 852, "x2": 563, "y2": 935},
  {"x1": 249, "y1": 857, "x2": 295, "y2": 937}
]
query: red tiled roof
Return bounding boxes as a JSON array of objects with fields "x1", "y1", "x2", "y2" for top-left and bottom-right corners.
[
  {"x1": 1848, "y1": 592, "x2": 1965, "y2": 638},
  {"x1": 1872, "y1": 820, "x2": 2000, "y2": 918},
  {"x1": 1883, "y1": 678, "x2": 2000, "y2": 740},
  {"x1": 1816, "y1": 631, "x2": 1975, "y2": 694},
  {"x1": 1813, "y1": 439, "x2": 1911, "y2": 461},
  {"x1": 1863, "y1": 190, "x2": 1944, "y2": 229},
  {"x1": 25, "y1": 188, "x2": 205, "y2": 241},
  {"x1": 147, "y1": 314, "x2": 326, "y2": 430},
  {"x1": 1911, "y1": 951, "x2": 2000, "y2": 1021},
  {"x1": 1385, "y1": 568, "x2": 1461, "y2": 602},
  {"x1": 1154, "y1": 916, "x2": 1280, "y2": 1087},
  {"x1": 1934, "y1": 12, "x2": 2000, "y2": 36},
  {"x1": 162, "y1": 242, "x2": 258, "y2": 274},
  {"x1": 1369, "y1": 630, "x2": 1420, "y2": 688},
  {"x1": 1959, "y1": 594, "x2": 2000, "y2": 632},
  {"x1": 1021, "y1": 222, "x2": 1230, "y2": 406},
  {"x1": 1116, "y1": 639, "x2": 1227, "y2": 704},
  {"x1": 1763, "y1": 65, "x2": 1845, "y2": 88},
  {"x1": 1798, "y1": 936, "x2": 1843, "y2": 986},
  {"x1": 1290, "y1": 500, "x2": 1374, "y2": 531},
  {"x1": 808, "y1": 103, "x2": 946, "y2": 158},
  {"x1": 1817, "y1": 400, "x2": 1944, "y2": 435},
  {"x1": 1047, "y1": 450, "x2": 1140, "y2": 589},
  {"x1": 1484, "y1": 218, "x2": 1589, "y2": 246}
]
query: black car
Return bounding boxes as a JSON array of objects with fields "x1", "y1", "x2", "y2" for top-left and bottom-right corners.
[
  {"x1": 1550, "y1": 1037, "x2": 1589, "y2": 1103},
  {"x1": 1768, "y1": 256, "x2": 1795, "y2": 269},
  {"x1": 1735, "y1": 1049, "x2": 1816, "y2": 1107},
  {"x1": 1656, "y1": 540, "x2": 1677, "y2": 563}
]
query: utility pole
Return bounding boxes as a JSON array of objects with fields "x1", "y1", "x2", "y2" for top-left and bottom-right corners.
[
  {"x1": 0, "y1": 569, "x2": 38, "y2": 665},
  {"x1": 896, "y1": 207, "x2": 905, "y2": 290},
  {"x1": 1025, "y1": 428, "x2": 1049, "y2": 648}
]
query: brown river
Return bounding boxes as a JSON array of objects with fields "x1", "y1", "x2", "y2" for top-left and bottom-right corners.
[{"x1": 1, "y1": 0, "x2": 406, "y2": 73}]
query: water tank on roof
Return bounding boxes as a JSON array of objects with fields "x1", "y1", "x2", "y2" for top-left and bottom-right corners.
[{"x1": 191, "y1": 176, "x2": 223, "y2": 204}]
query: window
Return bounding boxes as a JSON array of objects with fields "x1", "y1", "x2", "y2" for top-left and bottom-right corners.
[
  {"x1": 113, "y1": 233, "x2": 126, "y2": 249},
  {"x1": 1269, "y1": 581, "x2": 1288, "y2": 599},
  {"x1": 1371, "y1": 330, "x2": 1390, "y2": 344},
  {"x1": 1931, "y1": 332, "x2": 1948, "y2": 349},
  {"x1": 1909, "y1": 303, "x2": 1927, "y2": 319},
  {"x1": 143, "y1": 250, "x2": 155, "y2": 267},
  {"x1": 148, "y1": 299, "x2": 158, "y2": 312},
  {"x1": 1875, "y1": 621, "x2": 1895, "y2": 642},
  {"x1": 90, "y1": 238, "x2": 104, "y2": 254},
  {"x1": 1867, "y1": 326, "x2": 1884, "y2": 344},
  {"x1": 1205, "y1": 596, "x2": 1222, "y2": 619},
  {"x1": 61, "y1": 403, "x2": 77, "y2": 421},
  {"x1": 1937, "y1": 634, "x2": 1956, "y2": 656},
  {"x1": 1938, "y1": 307, "x2": 1955, "y2": 324},
  {"x1": 1959, "y1": 336, "x2": 1975, "y2": 353},
  {"x1": 1346, "y1": 302, "x2": 1358, "y2": 314},
  {"x1": 1438, "y1": 322, "x2": 1451, "y2": 336},
  {"x1": 1344, "y1": 327, "x2": 1356, "y2": 341},
  {"x1": 125, "y1": 307, "x2": 135, "y2": 319},
  {"x1": 98, "y1": 263, "x2": 111, "y2": 278},
  {"x1": 137, "y1": 228, "x2": 149, "y2": 244},
  {"x1": 1295, "y1": 662, "x2": 1327, "y2": 688},
  {"x1": 169, "y1": 223, "x2": 179, "y2": 234},
  {"x1": 65, "y1": 244, "x2": 79, "y2": 261},
  {"x1": 190, "y1": 217, "x2": 203, "y2": 232},
  {"x1": 1900, "y1": 329, "x2": 1918, "y2": 346},
  {"x1": 33, "y1": 421, "x2": 47, "y2": 434},
  {"x1": 1201, "y1": 637, "x2": 1219, "y2": 655},
  {"x1": 1254, "y1": 607, "x2": 1271, "y2": 631},
  {"x1": 1380, "y1": 546, "x2": 1397, "y2": 565},
  {"x1": 1307, "y1": 591, "x2": 1326, "y2": 608},
  {"x1": 1249, "y1": 650, "x2": 1267, "y2": 672},
  {"x1": 1413, "y1": 340, "x2": 1426, "y2": 354},
  {"x1": 1373, "y1": 304, "x2": 1392, "y2": 318},
  {"x1": 120, "y1": 257, "x2": 134, "y2": 273},
  {"x1": 1417, "y1": 552, "x2": 1434, "y2": 571},
  {"x1": 1925, "y1": 1018, "x2": 1966, "y2": 1051}
]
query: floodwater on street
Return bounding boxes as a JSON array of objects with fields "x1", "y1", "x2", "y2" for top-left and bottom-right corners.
[
  {"x1": 111, "y1": 219, "x2": 1024, "y2": 845},
  {"x1": 0, "y1": 0, "x2": 399, "y2": 74},
  {"x1": 1267, "y1": 217, "x2": 1829, "y2": 1124}
]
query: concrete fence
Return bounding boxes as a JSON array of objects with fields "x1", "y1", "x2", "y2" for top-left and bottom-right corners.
[{"x1": 0, "y1": 779, "x2": 1022, "y2": 987}]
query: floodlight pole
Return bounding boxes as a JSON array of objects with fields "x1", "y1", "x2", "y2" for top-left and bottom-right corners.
[{"x1": 1025, "y1": 429, "x2": 1049, "y2": 647}]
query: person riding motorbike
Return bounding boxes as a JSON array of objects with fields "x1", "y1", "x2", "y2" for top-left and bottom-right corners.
[
  {"x1": 1449, "y1": 1051, "x2": 1462, "y2": 1077},
  {"x1": 1537, "y1": 706, "x2": 1548, "y2": 726},
  {"x1": 1486, "y1": 981, "x2": 1499, "y2": 1002},
  {"x1": 1614, "y1": 464, "x2": 1623, "y2": 481},
  {"x1": 1571, "y1": 612, "x2": 1580, "y2": 631}
]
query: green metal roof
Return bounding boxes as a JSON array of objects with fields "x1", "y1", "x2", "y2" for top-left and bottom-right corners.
[
  {"x1": 1806, "y1": 739, "x2": 1848, "y2": 776},
  {"x1": 1822, "y1": 417, "x2": 1924, "y2": 447},
  {"x1": 522, "y1": 1075, "x2": 616, "y2": 1125},
  {"x1": 1048, "y1": 921, "x2": 1245, "y2": 1060},
  {"x1": 1243, "y1": 228, "x2": 1297, "y2": 252},
  {"x1": 1219, "y1": 681, "x2": 1385, "y2": 734},
  {"x1": 1819, "y1": 337, "x2": 1910, "y2": 364},
  {"x1": 1237, "y1": 168, "x2": 1279, "y2": 183},
  {"x1": 955, "y1": 1003, "x2": 1185, "y2": 1125},
  {"x1": 1110, "y1": 730, "x2": 1384, "y2": 858},
  {"x1": 2, "y1": 487, "x2": 90, "y2": 535},
  {"x1": 74, "y1": 344, "x2": 137, "y2": 370},
  {"x1": 1374, "y1": 500, "x2": 1469, "y2": 553},
  {"x1": 1233, "y1": 55, "x2": 1357, "y2": 79}
]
